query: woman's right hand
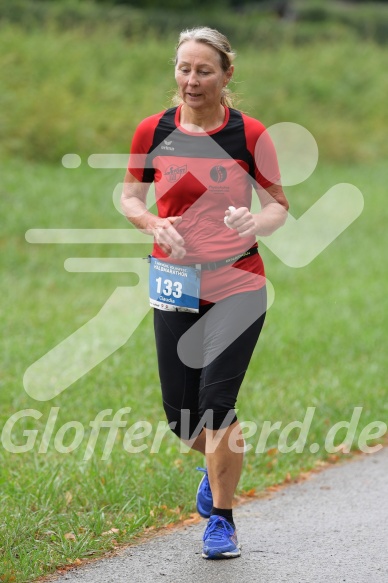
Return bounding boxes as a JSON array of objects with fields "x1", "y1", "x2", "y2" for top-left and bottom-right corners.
[{"x1": 152, "y1": 216, "x2": 186, "y2": 259}]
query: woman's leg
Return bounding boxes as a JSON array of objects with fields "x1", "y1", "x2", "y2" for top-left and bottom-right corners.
[
  {"x1": 154, "y1": 288, "x2": 266, "y2": 508},
  {"x1": 205, "y1": 420, "x2": 244, "y2": 508},
  {"x1": 153, "y1": 306, "x2": 213, "y2": 440},
  {"x1": 197, "y1": 289, "x2": 267, "y2": 508},
  {"x1": 182, "y1": 429, "x2": 206, "y2": 453}
]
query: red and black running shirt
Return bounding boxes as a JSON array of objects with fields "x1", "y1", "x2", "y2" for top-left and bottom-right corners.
[{"x1": 128, "y1": 104, "x2": 281, "y2": 303}]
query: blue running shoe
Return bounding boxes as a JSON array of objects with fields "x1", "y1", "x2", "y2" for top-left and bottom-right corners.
[
  {"x1": 196, "y1": 467, "x2": 213, "y2": 518},
  {"x1": 202, "y1": 515, "x2": 241, "y2": 559}
]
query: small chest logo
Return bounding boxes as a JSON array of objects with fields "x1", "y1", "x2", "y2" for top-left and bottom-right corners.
[
  {"x1": 161, "y1": 139, "x2": 174, "y2": 151},
  {"x1": 210, "y1": 165, "x2": 227, "y2": 183},
  {"x1": 164, "y1": 164, "x2": 187, "y2": 182}
]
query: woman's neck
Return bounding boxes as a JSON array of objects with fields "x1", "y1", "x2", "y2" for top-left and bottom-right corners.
[{"x1": 179, "y1": 103, "x2": 225, "y2": 133}]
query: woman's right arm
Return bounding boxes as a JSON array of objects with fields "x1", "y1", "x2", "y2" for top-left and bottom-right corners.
[{"x1": 121, "y1": 170, "x2": 186, "y2": 259}]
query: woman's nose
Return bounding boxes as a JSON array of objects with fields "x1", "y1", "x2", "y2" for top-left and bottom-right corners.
[{"x1": 188, "y1": 72, "x2": 199, "y2": 86}]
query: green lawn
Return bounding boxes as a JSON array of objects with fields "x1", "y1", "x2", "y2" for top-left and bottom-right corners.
[
  {"x1": 1, "y1": 24, "x2": 388, "y2": 164},
  {"x1": 1, "y1": 155, "x2": 387, "y2": 581}
]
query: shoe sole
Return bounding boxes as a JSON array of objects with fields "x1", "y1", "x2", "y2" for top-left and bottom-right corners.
[{"x1": 202, "y1": 547, "x2": 242, "y2": 560}]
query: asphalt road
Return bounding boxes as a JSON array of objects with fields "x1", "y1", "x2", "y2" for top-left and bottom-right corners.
[{"x1": 46, "y1": 447, "x2": 388, "y2": 583}]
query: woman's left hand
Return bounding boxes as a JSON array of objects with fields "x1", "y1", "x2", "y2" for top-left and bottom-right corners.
[{"x1": 224, "y1": 206, "x2": 257, "y2": 237}]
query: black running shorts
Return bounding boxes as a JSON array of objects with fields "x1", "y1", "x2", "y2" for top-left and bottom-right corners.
[{"x1": 153, "y1": 288, "x2": 266, "y2": 439}]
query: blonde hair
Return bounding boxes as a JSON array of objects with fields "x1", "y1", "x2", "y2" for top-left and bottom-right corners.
[{"x1": 172, "y1": 27, "x2": 236, "y2": 108}]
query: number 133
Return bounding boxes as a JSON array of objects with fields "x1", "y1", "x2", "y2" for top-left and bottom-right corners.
[{"x1": 155, "y1": 277, "x2": 183, "y2": 298}]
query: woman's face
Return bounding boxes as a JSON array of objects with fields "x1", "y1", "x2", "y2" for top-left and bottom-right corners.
[{"x1": 175, "y1": 40, "x2": 233, "y2": 110}]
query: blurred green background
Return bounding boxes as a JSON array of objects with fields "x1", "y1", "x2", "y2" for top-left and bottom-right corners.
[
  {"x1": 1, "y1": 0, "x2": 388, "y2": 163},
  {"x1": 1, "y1": 1, "x2": 387, "y2": 581}
]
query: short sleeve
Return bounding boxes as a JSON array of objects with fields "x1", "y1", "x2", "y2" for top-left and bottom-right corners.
[
  {"x1": 242, "y1": 114, "x2": 281, "y2": 190},
  {"x1": 127, "y1": 112, "x2": 164, "y2": 183}
]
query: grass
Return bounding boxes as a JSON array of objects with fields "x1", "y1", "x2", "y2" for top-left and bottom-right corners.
[
  {"x1": 0, "y1": 24, "x2": 387, "y2": 163},
  {"x1": 1, "y1": 154, "x2": 387, "y2": 581}
]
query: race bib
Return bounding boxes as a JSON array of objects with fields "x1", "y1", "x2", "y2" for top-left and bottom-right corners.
[{"x1": 149, "y1": 256, "x2": 201, "y2": 313}]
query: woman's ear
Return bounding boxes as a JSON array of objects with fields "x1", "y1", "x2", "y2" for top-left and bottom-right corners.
[{"x1": 226, "y1": 65, "x2": 234, "y2": 84}]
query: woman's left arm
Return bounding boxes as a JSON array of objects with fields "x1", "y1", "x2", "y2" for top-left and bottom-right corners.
[{"x1": 225, "y1": 184, "x2": 289, "y2": 237}]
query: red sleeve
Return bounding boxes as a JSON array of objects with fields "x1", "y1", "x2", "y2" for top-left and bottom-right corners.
[
  {"x1": 242, "y1": 113, "x2": 281, "y2": 190},
  {"x1": 127, "y1": 111, "x2": 165, "y2": 182}
]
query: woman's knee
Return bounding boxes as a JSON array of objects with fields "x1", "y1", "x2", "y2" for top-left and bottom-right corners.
[{"x1": 162, "y1": 402, "x2": 202, "y2": 440}]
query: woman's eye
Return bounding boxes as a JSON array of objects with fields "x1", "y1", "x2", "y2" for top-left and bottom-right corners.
[{"x1": 200, "y1": 71, "x2": 210, "y2": 75}]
